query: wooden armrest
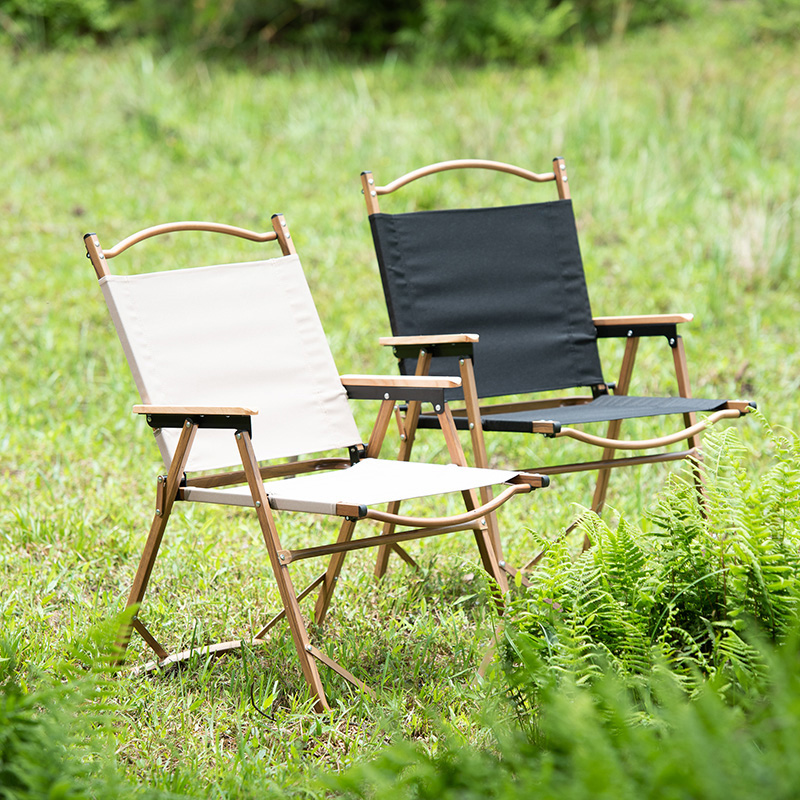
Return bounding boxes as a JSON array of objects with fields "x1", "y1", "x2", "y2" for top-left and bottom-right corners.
[
  {"x1": 379, "y1": 333, "x2": 479, "y2": 347},
  {"x1": 341, "y1": 374, "x2": 461, "y2": 404},
  {"x1": 593, "y1": 314, "x2": 693, "y2": 326},
  {"x1": 133, "y1": 404, "x2": 258, "y2": 416},
  {"x1": 340, "y1": 375, "x2": 461, "y2": 389}
]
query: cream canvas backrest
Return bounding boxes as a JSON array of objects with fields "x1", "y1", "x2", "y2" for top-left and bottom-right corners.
[{"x1": 100, "y1": 254, "x2": 362, "y2": 472}]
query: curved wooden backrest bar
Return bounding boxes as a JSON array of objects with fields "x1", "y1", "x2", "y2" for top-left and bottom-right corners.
[
  {"x1": 85, "y1": 215, "x2": 294, "y2": 280},
  {"x1": 103, "y1": 221, "x2": 279, "y2": 260},
  {"x1": 375, "y1": 160, "x2": 556, "y2": 195}
]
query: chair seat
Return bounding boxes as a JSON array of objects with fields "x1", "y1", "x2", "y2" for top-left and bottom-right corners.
[
  {"x1": 416, "y1": 394, "x2": 730, "y2": 433},
  {"x1": 184, "y1": 458, "x2": 519, "y2": 514}
]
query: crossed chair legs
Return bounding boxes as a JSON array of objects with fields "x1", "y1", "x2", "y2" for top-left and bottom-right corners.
[
  {"x1": 379, "y1": 338, "x2": 751, "y2": 579},
  {"x1": 116, "y1": 401, "x2": 536, "y2": 712}
]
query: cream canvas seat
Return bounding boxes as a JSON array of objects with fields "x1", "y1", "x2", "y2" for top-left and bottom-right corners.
[
  {"x1": 85, "y1": 214, "x2": 548, "y2": 711},
  {"x1": 360, "y1": 158, "x2": 754, "y2": 575}
]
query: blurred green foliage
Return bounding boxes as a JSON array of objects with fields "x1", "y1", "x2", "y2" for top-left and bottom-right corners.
[
  {"x1": 327, "y1": 627, "x2": 800, "y2": 799},
  {"x1": 0, "y1": 0, "x2": 701, "y2": 60}
]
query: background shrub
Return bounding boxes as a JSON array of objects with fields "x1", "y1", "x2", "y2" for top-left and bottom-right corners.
[
  {"x1": 0, "y1": 0, "x2": 701, "y2": 59},
  {"x1": 0, "y1": 0, "x2": 114, "y2": 46}
]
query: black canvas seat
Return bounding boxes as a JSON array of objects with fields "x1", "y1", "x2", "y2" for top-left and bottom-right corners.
[
  {"x1": 360, "y1": 158, "x2": 754, "y2": 574},
  {"x1": 419, "y1": 395, "x2": 732, "y2": 433}
]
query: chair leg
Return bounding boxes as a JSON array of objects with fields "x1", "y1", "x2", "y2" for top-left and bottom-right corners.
[
  {"x1": 116, "y1": 421, "x2": 198, "y2": 662},
  {"x1": 314, "y1": 517, "x2": 357, "y2": 627},
  {"x1": 672, "y1": 337, "x2": 707, "y2": 512},
  {"x1": 235, "y1": 430, "x2": 330, "y2": 712},
  {"x1": 376, "y1": 351, "x2": 432, "y2": 577},
  {"x1": 375, "y1": 501, "x2": 402, "y2": 578},
  {"x1": 459, "y1": 356, "x2": 505, "y2": 564},
  {"x1": 438, "y1": 404, "x2": 509, "y2": 594},
  {"x1": 466, "y1": 492, "x2": 509, "y2": 605},
  {"x1": 116, "y1": 503, "x2": 174, "y2": 661},
  {"x1": 587, "y1": 336, "x2": 642, "y2": 549}
]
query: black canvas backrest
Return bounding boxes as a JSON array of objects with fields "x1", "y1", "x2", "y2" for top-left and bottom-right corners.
[{"x1": 370, "y1": 199, "x2": 605, "y2": 399}]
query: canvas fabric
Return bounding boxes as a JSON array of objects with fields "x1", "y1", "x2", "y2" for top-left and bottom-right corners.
[
  {"x1": 478, "y1": 394, "x2": 729, "y2": 431},
  {"x1": 370, "y1": 199, "x2": 605, "y2": 399},
  {"x1": 183, "y1": 458, "x2": 519, "y2": 514},
  {"x1": 100, "y1": 255, "x2": 361, "y2": 471}
]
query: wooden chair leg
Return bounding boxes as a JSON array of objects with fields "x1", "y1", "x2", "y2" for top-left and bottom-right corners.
[
  {"x1": 375, "y1": 350, "x2": 432, "y2": 577},
  {"x1": 439, "y1": 404, "x2": 509, "y2": 594},
  {"x1": 314, "y1": 517, "x2": 357, "y2": 627},
  {"x1": 116, "y1": 421, "x2": 198, "y2": 662},
  {"x1": 672, "y1": 336, "x2": 707, "y2": 511},
  {"x1": 236, "y1": 429, "x2": 330, "y2": 712},
  {"x1": 466, "y1": 493, "x2": 508, "y2": 607},
  {"x1": 588, "y1": 337, "x2": 640, "y2": 548},
  {"x1": 460, "y1": 356, "x2": 504, "y2": 564}
]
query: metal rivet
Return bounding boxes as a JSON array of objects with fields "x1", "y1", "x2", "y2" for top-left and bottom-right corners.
[
  {"x1": 155, "y1": 508, "x2": 162, "y2": 516},
  {"x1": 560, "y1": 163, "x2": 566, "y2": 170},
  {"x1": 434, "y1": 404, "x2": 442, "y2": 412},
  {"x1": 384, "y1": 392, "x2": 390, "y2": 400},
  {"x1": 279, "y1": 553, "x2": 285, "y2": 561},
  {"x1": 469, "y1": 422, "x2": 475, "y2": 430},
  {"x1": 99, "y1": 253, "x2": 105, "y2": 259},
  {"x1": 158, "y1": 475, "x2": 164, "y2": 483},
  {"x1": 368, "y1": 178, "x2": 374, "y2": 185},
  {"x1": 255, "y1": 501, "x2": 261, "y2": 508},
  {"x1": 305, "y1": 644, "x2": 312, "y2": 652},
  {"x1": 563, "y1": 176, "x2": 568, "y2": 181},
  {"x1": 185, "y1": 421, "x2": 191, "y2": 428},
  {"x1": 400, "y1": 434, "x2": 407, "y2": 441},
  {"x1": 370, "y1": 190, "x2": 376, "y2": 197},
  {"x1": 669, "y1": 338, "x2": 676, "y2": 346},
  {"x1": 459, "y1": 359, "x2": 465, "y2": 365},
  {"x1": 281, "y1": 219, "x2": 287, "y2": 226},
  {"x1": 627, "y1": 330, "x2": 633, "y2": 337},
  {"x1": 236, "y1": 433, "x2": 242, "y2": 439},
  {"x1": 499, "y1": 560, "x2": 505, "y2": 567}
]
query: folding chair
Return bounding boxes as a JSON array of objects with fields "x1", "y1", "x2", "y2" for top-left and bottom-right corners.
[
  {"x1": 84, "y1": 214, "x2": 548, "y2": 711},
  {"x1": 360, "y1": 158, "x2": 754, "y2": 574}
]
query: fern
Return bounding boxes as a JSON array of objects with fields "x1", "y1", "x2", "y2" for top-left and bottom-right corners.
[{"x1": 506, "y1": 413, "x2": 800, "y2": 713}]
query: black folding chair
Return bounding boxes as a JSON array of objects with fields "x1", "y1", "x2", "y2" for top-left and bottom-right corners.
[{"x1": 360, "y1": 158, "x2": 754, "y2": 576}]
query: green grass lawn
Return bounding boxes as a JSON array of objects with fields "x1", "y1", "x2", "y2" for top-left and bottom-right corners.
[{"x1": 1, "y1": 4, "x2": 799, "y2": 796}]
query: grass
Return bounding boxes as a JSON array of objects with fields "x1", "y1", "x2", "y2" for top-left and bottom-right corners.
[{"x1": 1, "y1": 3, "x2": 800, "y2": 795}]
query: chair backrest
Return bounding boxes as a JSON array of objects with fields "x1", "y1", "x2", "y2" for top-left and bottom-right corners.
[
  {"x1": 89, "y1": 220, "x2": 361, "y2": 472},
  {"x1": 363, "y1": 159, "x2": 606, "y2": 399}
]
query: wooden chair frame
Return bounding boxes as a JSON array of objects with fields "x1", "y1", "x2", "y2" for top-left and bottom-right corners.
[
  {"x1": 361, "y1": 158, "x2": 753, "y2": 573},
  {"x1": 85, "y1": 215, "x2": 547, "y2": 711}
]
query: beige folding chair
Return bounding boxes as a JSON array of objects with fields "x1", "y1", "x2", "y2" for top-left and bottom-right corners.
[
  {"x1": 360, "y1": 158, "x2": 754, "y2": 576},
  {"x1": 84, "y1": 214, "x2": 548, "y2": 711}
]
